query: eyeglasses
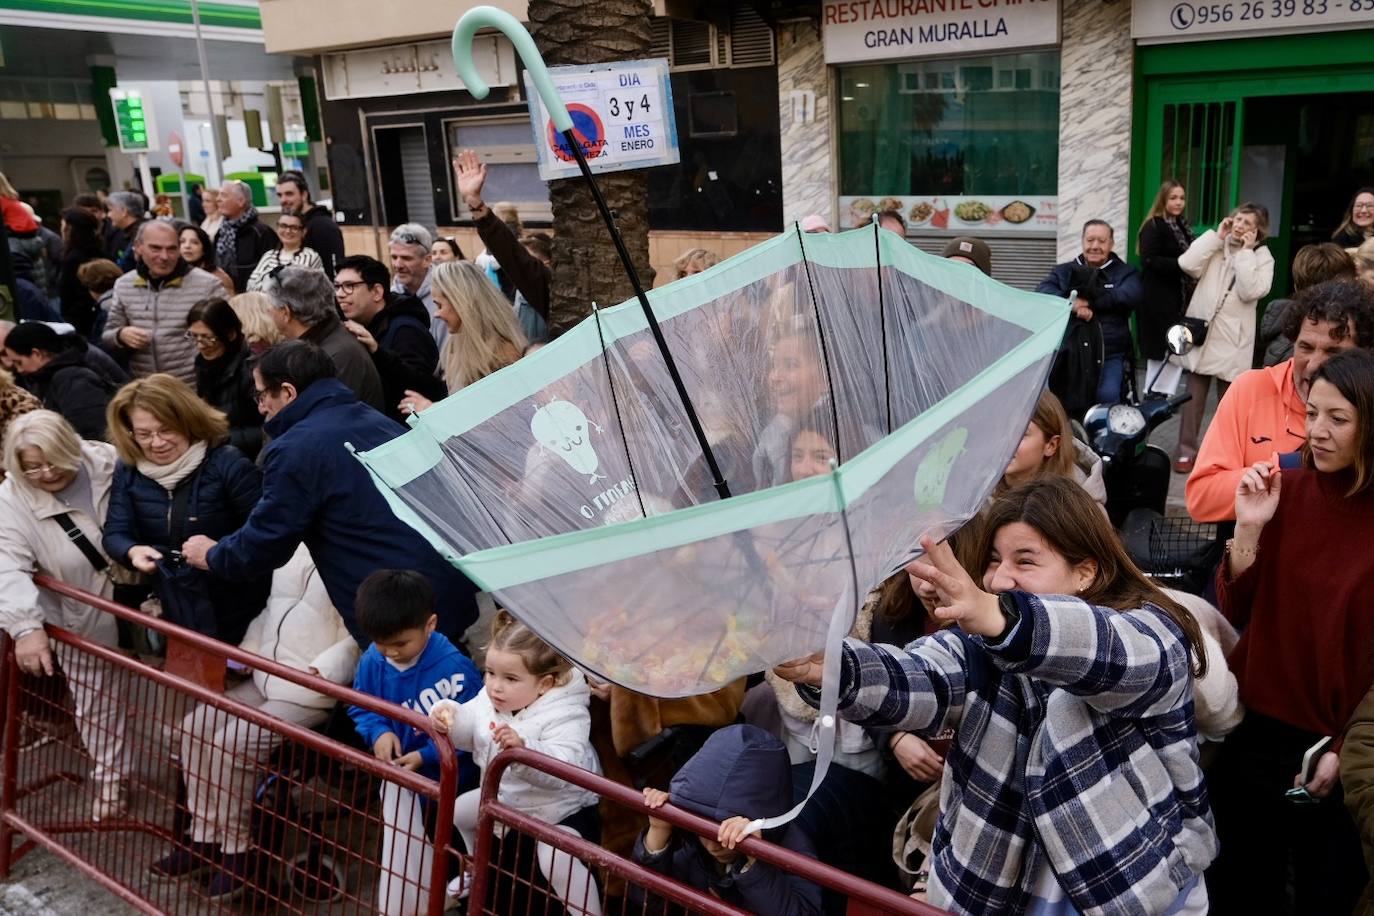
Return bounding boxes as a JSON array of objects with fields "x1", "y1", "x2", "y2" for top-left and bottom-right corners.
[
  {"x1": 130, "y1": 427, "x2": 177, "y2": 445},
  {"x1": 20, "y1": 463, "x2": 62, "y2": 478},
  {"x1": 183, "y1": 331, "x2": 218, "y2": 345},
  {"x1": 333, "y1": 279, "x2": 366, "y2": 295},
  {"x1": 391, "y1": 231, "x2": 425, "y2": 247},
  {"x1": 253, "y1": 387, "x2": 274, "y2": 404},
  {"x1": 278, "y1": 223, "x2": 303, "y2": 233},
  {"x1": 1354, "y1": 203, "x2": 1374, "y2": 212}
]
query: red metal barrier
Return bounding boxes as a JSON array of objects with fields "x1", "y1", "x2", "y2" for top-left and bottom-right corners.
[
  {"x1": 461, "y1": 747, "x2": 946, "y2": 915},
  {"x1": 3, "y1": 574, "x2": 462, "y2": 915},
  {"x1": 8, "y1": 576, "x2": 947, "y2": 915}
]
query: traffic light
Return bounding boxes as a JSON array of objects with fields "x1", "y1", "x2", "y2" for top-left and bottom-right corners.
[{"x1": 109, "y1": 88, "x2": 157, "y2": 153}]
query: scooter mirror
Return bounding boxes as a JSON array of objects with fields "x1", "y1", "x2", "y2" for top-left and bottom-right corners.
[{"x1": 1166, "y1": 324, "x2": 1195, "y2": 356}]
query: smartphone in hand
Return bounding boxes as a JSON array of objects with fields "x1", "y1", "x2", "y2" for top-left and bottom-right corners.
[{"x1": 1284, "y1": 736, "x2": 1333, "y2": 804}]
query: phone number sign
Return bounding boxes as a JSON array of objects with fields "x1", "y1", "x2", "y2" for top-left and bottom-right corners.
[
  {"x1": 1133, "y1": 0, "x2": 1374, "y2": 42},
  {"x1": 525, "y1": 58, "x2": 679, "y2": 182}
]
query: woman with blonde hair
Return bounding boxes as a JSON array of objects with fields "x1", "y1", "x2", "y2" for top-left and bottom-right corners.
[
  {"x1": 0, "y1": 410, "x2": 130, "y2": 819},
  {"x1": 1356, "y1": 238, "x2": 1374, "y2": 289},
  {"x1": 673, "y1": 247, "x2": 720, "y2": 280},
  {"x1": 399, "y1": 259, "x2": 525, "y2": 415},
  {"x1": 228, "y1": 291, "x2": 283, "y2": 354},
  {"x1": 102, "y1": 374, "x2": 268, "y2": 643}
]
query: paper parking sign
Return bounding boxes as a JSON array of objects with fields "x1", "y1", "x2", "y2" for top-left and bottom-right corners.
[{"x1": 526, "y1": 58, "x2": 679, "y2": 181}]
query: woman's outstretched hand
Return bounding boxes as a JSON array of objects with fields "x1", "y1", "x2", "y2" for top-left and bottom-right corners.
[
  {"x1": 906, "y1": 535, "x2": 1004, "y2": 638},
  {"x1": 772, "y1": 652, "x2": 824, "y2": 688}
]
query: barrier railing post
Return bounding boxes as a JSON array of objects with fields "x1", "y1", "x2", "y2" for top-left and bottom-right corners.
[
  {"x1": 0, "y1": 633, "x2": 17, "y2": 878},
  {"x1": 425, "y1": 738, "x2": 460, "y2": 915}
]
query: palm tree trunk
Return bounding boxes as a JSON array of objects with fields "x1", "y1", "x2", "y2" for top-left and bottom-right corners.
[{"x1": 528, "y1": 0, "x2": 657, "y2": 336}]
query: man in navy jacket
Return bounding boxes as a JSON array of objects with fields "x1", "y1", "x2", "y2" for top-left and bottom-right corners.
[
  {"x1": 180, "y1": 340, "x2": 478, "y2": 644},
  {"x1": 1037, "y1": 219, "x2": 1144, "y2": 405}
]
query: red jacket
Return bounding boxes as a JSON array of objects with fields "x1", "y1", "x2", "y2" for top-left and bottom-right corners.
[
  {"x1": 1217, "y1": 468, "x2": 1374, "y2": 745},
  {"x1": 1, "y1": 197, "x2": 39, "y2": 234}
]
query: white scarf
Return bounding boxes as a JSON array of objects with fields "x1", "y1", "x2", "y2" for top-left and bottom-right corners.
[{"x1": 136, "y1": 440, "x2": 208, "y2": 492}]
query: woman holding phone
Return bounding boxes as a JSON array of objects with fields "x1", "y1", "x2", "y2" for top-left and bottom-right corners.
[
  {"x1": 1172, "y1": 203, "x2": 1275, "y2": 473},
  {"x1": 774, "y1": 477, "x2": 1215, "y2": 915},
  {"x1": 1205, "y1": 347, "x2": 1374, "y2": 915}
]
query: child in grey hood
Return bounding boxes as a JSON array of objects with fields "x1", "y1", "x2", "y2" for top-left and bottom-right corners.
[{"x1": 635, "y1": 724, "x2": 822, "y2": 915}]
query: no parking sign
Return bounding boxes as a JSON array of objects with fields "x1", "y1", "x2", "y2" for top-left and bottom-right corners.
[{"x1": 524, "y1": 58, "x2": 679, "y2": 181}]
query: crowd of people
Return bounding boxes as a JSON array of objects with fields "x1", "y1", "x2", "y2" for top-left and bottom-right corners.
[{"x1": 4, "y1": 162, "x2": 1374, "y2": 916}]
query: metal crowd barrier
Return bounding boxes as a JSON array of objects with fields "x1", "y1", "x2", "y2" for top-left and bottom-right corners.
[{"x1": 2, "y1": 576, "x2": 944, "y2": 914}]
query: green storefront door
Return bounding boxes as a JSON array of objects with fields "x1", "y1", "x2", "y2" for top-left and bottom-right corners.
[{"x1": 1131, "y1": 30, "x2": 1374, "y2": 306}]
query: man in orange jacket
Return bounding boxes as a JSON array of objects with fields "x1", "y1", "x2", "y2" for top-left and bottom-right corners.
[{"x1": 1186, "y1": 280, "x2": 1374, "y2": 521}]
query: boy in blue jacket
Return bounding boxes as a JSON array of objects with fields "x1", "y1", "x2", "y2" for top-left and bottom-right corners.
[{"x1": 347, "y1": 569, "x2": 480, "y2": 914}]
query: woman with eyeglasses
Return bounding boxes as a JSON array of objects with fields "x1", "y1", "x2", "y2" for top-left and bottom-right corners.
[
  {"x1": 0, "y1": 410, "x2": 133, "y2": 820},
  {"x1": 1333, "y1": 188, "x2": 1374, "y2": 249},
  {"x1": 102, "y1": 374, "x2": 269, "y2": 647},
  {"x1": 244, "y1": 210, "x2": 322, "y2": 293},
  {"x1": 185, "y1": 297, "x2": 263, "y2": 460},
  {"x1": 178, "y1": 224, "x2": 233, "y2": 294}
]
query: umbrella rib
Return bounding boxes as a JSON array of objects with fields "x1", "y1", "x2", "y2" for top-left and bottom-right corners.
[
  {"x1": 873, "y1": 219, "x2": 893, "y2": 433},
  {"x1": 794, "y1": 224, "x2": 846, "y2": 466},
  {"x1": 591, "y1": 302, "x2": 648, "y2": 521}
]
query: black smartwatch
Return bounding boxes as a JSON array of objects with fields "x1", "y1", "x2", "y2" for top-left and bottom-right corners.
[{"x1": 994, "y1": 592, "x2": 1020, "y2": 642}]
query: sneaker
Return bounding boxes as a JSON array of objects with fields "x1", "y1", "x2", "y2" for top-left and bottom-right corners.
[
  {"x1": 446, "y1": 867, "x2": 473, "y2": 901},
  {"x1": 204, "y1": 852, "x2": 255, "y2": 902},
  {"x1": 92, "y1": 781, "x2": 128, "y2": 822},
  {"x1": 149, "y1": 841, "x2": 221, "y2": 880}
]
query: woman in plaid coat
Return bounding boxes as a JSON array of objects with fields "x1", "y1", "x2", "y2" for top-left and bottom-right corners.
[{"x1": 777, "y1": 477, "x2": 1216, "y2": 915}]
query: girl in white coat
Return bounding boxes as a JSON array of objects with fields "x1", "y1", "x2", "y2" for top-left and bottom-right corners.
[
  {"x1": 1174, "y1": 203, "x2": 1275, "y2": 470},
  {"x1": 430, "y1": 611, "x2": 602, "y2": 914}
]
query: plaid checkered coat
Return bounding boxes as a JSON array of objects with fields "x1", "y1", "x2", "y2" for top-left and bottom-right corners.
[{"x1": 811, "y1": 591, "x2": 1217, "y2": 915}]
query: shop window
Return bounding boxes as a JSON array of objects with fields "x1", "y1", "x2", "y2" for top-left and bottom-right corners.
[
  {"x1": 445, "y1": 117, "x2": 550, "y2": 223},
  {"x1": 836, "y1": 51, "x2": 1060, "y2": 232}
]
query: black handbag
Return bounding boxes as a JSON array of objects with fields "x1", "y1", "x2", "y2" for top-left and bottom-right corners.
[
  {"x1": 153, "y1": 469, "x2": 220, "y2": 639},
  {"x1": 1173, "y1": 275, "x2": 1238, "y2": 350}
]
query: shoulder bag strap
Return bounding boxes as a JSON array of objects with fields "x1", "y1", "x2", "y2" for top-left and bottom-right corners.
[
  {"x1": 51, "y1": 512, "x2": 108, "y2": 574},
  {"x1": 166, "y1": 462, "x2": 204, "y2": 549},
  {"x1": 1208, "y1": 274, "x2": 1238, "y2": 325}
]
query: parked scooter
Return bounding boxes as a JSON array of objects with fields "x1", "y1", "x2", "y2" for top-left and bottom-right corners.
[{"x1": 1083, "y1": 327, "x2": 1220, "y2": 594}]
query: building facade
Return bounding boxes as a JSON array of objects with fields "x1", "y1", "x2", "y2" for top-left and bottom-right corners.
[{"x1": 783, "y1": 0, "x2": 1374, "y2": 291}]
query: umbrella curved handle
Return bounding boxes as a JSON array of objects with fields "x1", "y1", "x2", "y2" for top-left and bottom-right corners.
[{"x1": 452, "y1": 6, "x2": 571, "y2": 132}]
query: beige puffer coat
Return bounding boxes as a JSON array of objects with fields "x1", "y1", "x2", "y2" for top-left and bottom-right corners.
[
  {"x1": 1178, "y1": 230, "x2": 1275, "y2": 382},
  {"x1": 0, "y1": 441, "x2": 120, "y2": 645},
  {"x1": 103, "y1": 265, "x2": 224, "y2": 383}
]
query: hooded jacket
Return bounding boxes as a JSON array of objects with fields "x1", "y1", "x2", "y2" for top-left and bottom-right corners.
[
  {"x1": 301, "y1": 204, "x2": 345, "y2": 279},
  {"x1": 633, "y1": 724, "x2": 822, "y2": 916},
  {"x1": 1036, "y1": 254, "x2": 1143, "y2": 357},
  {"x1": 1184, "y1": 360, "x2": 1305, "y2": 522},
  {"x1": 205, "y1": 378, "x2": 481, "y2": 642},
  {"x1": 432, "y1": 668, "x2": 601, "y2": 824},
  {"x1": 0, "y1": 441, "x2": 120, "y2": 646},
  {"x1": 349, "y1": 631, "x2": 480, "y2": 780},
  {"x1": 239, "y1": 544, "x2": 359, "y2": 708},
  {"x1": 24, "y1": 342, "x2": 119, "y2": 441},
  {"x1": 365, "y1": 292, "x2": 444, "y2": 422},
  {"x1": 103, "y1": 261, "x2": 224, "y2": 383},
  {"x1": 194, "y1": 340, "x2": 264, "y2": 459}
]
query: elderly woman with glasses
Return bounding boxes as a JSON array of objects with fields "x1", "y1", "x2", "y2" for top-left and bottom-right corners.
[
  {"x1": 102, "y1": 374, "x2": 269, "y2": 645},
  {"x1": 244, "y1": 209, "x2": 322, "y2": 293},
  {"x1": 0, "y1": 410, "x2": 132, "y2": 819},
  {"x1": 185, "y1": 297, "x2": 263, "y2": 459}
]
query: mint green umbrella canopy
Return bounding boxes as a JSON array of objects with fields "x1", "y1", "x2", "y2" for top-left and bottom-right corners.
[{"x1": 354, "y1": 224, "x2": 1069, "y2": 698}]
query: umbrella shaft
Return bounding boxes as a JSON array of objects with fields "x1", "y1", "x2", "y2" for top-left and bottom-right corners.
[{"x1": 562, "y1": 126, "x2": 732, "y2": 501}]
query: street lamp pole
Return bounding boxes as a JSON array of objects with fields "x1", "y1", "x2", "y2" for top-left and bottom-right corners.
[{"x1": 190, "y1": 0, "x2": 224, "y2": 185}]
